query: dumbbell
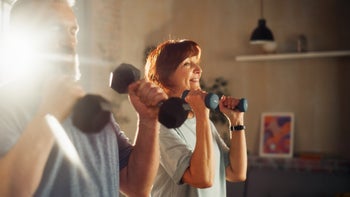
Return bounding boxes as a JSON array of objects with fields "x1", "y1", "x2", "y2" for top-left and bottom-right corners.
[
  {"x1": 72, "y1": 94, "x2": 112, "y2": 134},
  {"x1": 234, "y1": 98, "x2": 248, "y2": 112},
  {"x1": 72, "y1": 63, "x2": 191, "y2": 132},
  {"x1": 110, "y1": 63, "x2": 191, "y2": 128},
  {"x1": 182, "y1": 90, "x2": 248, "y2": 112},
  {"x1": 181, "y1": 90, "x2": 220, "y2": 110}
]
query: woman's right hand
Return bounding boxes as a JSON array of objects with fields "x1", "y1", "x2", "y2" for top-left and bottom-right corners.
[{"x1": 183, "y1": 89, "x2": 210, "y2": 117}]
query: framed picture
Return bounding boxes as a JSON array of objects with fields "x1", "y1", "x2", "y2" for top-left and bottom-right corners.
[{"x1": 259, "y1": 112, "x2": 294, "y2": 158}]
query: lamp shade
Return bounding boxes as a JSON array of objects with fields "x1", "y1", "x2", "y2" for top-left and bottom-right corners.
[{"x1": 250, "y1": 19, "x2": 274, "y2": 44}]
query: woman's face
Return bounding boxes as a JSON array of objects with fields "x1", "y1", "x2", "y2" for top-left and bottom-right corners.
[{"x1": 167, "y1": 53, "x2": 202, "y2": 97}]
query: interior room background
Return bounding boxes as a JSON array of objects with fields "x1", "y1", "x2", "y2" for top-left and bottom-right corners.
[
  {"x1": 72, "y1": 0, "x2": 350, "y2": 160},
  {"x1": 1, "y1": 0, "x2": 349, "y2": 159},
  {"x1": 1, "y1": 0, "x2": 349, "y2": 196}
]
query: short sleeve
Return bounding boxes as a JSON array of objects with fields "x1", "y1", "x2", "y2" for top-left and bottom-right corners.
[
  {"x1": 0, "y1": 108, "x2": 20, "y2": 157},
  {"x1": 158, "y1": 125, "x2": 193, "y2": 185},
  {"x1": 110, "y1": 117, "x2": 133, "y2": 170},
  {"x1": 0, "y1": 92, "x2": 28, "y2": 157},
  {"x1": 211, "y1": 122, "x2": 230, "y2": 167}
]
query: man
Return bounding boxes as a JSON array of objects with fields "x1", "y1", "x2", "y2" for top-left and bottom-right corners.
[{"x1": 0, "y1": 0, "x2": 165, "y2": 196}]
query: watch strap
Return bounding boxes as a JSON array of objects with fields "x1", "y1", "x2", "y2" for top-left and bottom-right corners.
[{"x1": 230, "y1": 125, "x2": 245, "y2": 131}]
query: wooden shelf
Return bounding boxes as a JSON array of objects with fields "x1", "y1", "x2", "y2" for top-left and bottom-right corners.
[{"x1": 235, "y1": 50, "x2": 350, "y2": 62}]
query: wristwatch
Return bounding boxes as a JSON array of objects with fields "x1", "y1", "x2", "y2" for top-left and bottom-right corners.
[{"x1": 230, "y1": 125, "x2": 246, "y2": 131}]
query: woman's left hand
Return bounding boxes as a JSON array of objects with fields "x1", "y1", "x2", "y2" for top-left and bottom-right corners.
[{"x1": 219, "y1": 95, "x2": 244, "y2": 126}]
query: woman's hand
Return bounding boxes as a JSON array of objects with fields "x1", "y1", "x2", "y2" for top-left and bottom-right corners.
[
  {"x1": 184, "y1": 89, "x2": 210, "y2": 118},
  {"x1": 219, "y1": 95, "x2": 244, "y2": 126}
]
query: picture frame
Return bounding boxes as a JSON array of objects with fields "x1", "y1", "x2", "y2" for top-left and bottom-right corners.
[{"x1": 259, "y1": 112, "x2": 294, "y2": 158}]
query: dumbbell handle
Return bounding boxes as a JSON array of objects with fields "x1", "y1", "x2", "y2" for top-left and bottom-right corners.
[
  {"x1": 181, "y1": 90, "x2": 219, "y2": 110},
  {"x1": 182, "y1": 90, "x2": 248, "y2": 112}
]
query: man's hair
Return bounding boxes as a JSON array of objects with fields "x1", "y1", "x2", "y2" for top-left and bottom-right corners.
[
  {"x1": 10, "y1": 0, "x2": 75, "y2": 28},
  {"x1": 12, "y1": 0, "x2": 75, "y2": 8}
]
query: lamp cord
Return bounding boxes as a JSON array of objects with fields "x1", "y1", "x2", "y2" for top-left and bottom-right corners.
[{"x1": 260, "y1": 0, "x2": 264, "y2": 18}]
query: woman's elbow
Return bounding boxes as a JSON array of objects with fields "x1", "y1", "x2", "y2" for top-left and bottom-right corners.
[
  {"x1": 191, "y1": 178, "x2": 214, "y2": 188},
  {"x1": 121, "y1": 186, "x2": 151, "y2": 197},
  {"x1": 227, "y1": 173, "x2": 246, "y2": 182},
  {"x1": 199, "y1": 177, "x2": 214, "y2": 188},
  {"x1": 183, "y1": 173, "x2": 214, "y2": 188},
  {"x1": 235, "y1": 173, "x2": 247, "y2": 182}
]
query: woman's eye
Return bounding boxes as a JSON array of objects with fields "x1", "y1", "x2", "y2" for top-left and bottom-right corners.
[{"x1": 183, "y1": 62, "x2": 190, "y2": 66}]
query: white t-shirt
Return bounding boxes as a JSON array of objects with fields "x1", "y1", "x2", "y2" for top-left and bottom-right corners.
[
  {"x1": 151, "y1": 117, "x2": 230, "y2": 197},
  {"x1": 0, "y1": 80, "x2": 133, "y2": 197}
]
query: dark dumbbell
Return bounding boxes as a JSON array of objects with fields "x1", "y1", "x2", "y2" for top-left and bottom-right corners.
[
  {"x1": 158, "y1": 97, "x2": 191, "y2": 129},
  {"x1": 182, "y1": 90, "x2": 248, "y2": 112},
  {"x1": 72, "y1": 94, "x2": 112, "y2": 134},
  {"x1": 110, "y1": 63, "x2": 191, "y2": 128}
]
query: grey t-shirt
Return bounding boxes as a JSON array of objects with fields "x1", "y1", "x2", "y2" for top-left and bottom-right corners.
[
  {"x1": 151, "y1": 118, "x2": 230, "y2": 197},
  {"x1": 0, "y1": 80, "x2": 133, "y2": 197}
]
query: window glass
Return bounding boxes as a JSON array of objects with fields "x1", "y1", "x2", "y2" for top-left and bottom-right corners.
[
  {"x1": 0, "y1": 1, "x2": 11, "y2": 83},
  {"x1": 0, "y1": 1, "x2": 10, "y2": 37}
]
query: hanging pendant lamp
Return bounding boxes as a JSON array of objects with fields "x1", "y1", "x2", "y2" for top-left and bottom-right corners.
[{"x1": 250, "y1": 0, "x2": 274, "y2": 44}]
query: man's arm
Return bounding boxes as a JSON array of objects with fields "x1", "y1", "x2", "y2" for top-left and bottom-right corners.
[
  {"x1": 119, "y1": 80, "x2": 165, "y2": 197},
  {"x1": 0, "y1": 115, "x2": 55, "y2": 197},
  {"x1": 119, "y1": 118, "x2": 160, "y2": 197},
  {"x1": 0, "y1": 77, "x2": 84, "y2": 196}
]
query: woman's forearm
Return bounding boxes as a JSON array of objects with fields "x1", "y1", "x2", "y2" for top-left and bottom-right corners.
[
  {"x1": 182, "y1": 114, "x2": 214, "y2": 188},
  {"x1": 226, "y1": 130, "x2": 247, "y2": 182}
]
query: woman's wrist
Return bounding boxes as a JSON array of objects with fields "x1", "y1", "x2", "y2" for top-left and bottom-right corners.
[
  {"x1": 229, "y1": 117, "x2": 244, "y2": 126},
  {"x1": 230, "y1": 125, "x2": 246, "y2": 131}
]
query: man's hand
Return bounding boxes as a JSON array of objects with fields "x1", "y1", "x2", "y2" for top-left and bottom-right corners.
[
  {"x1": 37, "y1": 75, "x2": 85, "y2": 122},
  {"x1": 128, "y1": 79, "x2": 168, "y2": 120}
]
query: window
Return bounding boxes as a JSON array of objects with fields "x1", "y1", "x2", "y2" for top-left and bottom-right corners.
[
  {"x1": 0, "y1": 0, "x2": 11, "y2": 37},
  {"x1": 0, "y1": 0, "x2": 11, "y2": 83}
]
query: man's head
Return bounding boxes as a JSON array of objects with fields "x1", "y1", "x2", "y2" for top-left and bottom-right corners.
[{"x1": 9, "y1": 0, "x2": 80, "y2": 80}]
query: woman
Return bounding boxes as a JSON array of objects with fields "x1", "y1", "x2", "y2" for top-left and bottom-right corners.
[{"x1": 145, "y1": 39, "x2": 247, "y2": 197}]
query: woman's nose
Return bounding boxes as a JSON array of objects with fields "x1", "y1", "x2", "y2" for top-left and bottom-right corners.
[{"x1": 193, "y1": 63, "x2": 202, "y2": 74}]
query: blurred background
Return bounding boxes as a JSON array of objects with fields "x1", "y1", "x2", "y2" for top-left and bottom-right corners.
[{"x1": 1, "y1": 0, "x2": 350, "y2": 196}]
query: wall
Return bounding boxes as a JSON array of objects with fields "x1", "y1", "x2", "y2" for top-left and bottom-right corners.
[{"x1": 79, "y1": 0, "x2": 350, "y2": 158}]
